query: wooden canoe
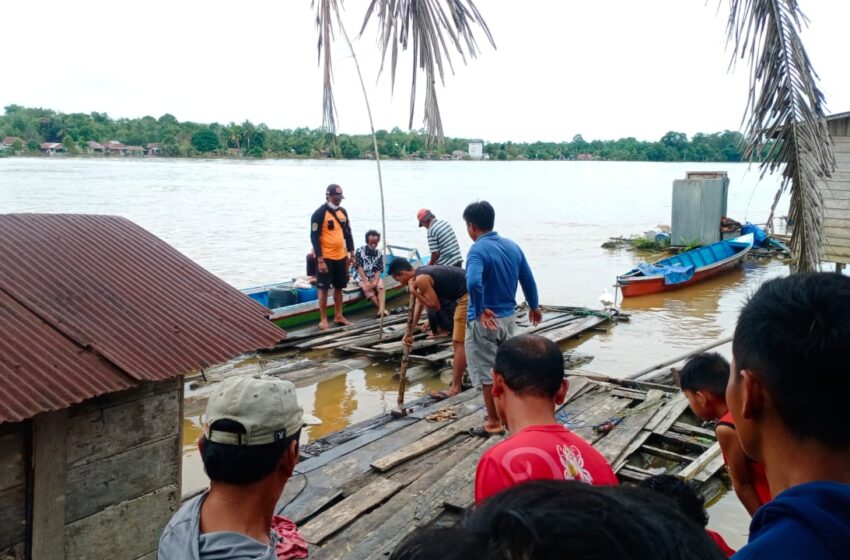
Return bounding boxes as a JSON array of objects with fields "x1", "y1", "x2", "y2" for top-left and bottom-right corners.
[
  {"x1": 616, "y1": 234, "x2": 754, "y2": 297},
  {"x1": 242, "y1": 245, "x2": 427, "y2": 330}
]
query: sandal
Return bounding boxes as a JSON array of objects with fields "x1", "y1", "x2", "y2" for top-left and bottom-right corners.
[{"x1": 468, "y1": 425, "x2": 506, "y2": 438}]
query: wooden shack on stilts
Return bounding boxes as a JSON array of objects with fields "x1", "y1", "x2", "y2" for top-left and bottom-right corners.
[{"x1": 0, "y1": 214, "x2": 284, "y2": 559}]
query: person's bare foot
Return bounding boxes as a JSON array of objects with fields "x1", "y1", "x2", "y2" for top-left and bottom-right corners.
[
  {"x1": 334, "y1": 316, "x2": 352, "y2": 326},
  {"x1": 318, "y1": 318, "x2": 329, "y2": 330},
  {"x1": 426, "y1": 330, "x2": 449, "y2": 339}
]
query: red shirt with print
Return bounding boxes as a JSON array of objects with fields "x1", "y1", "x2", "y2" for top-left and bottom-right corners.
[{"x1": 474, "y1": 424, "x2": 618, "y2": 504}]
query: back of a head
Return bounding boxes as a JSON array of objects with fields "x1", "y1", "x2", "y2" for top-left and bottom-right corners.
[
  {"x1": 494, "y1": 334, "x2": 564, "y2": 399},
  {"x1": 462, "y1": 200, "x2": 495, "y2": 231},
  {"x1": 639, "y1": 475, "x2": 709, "y2": 527},
  {"x1": 733, "y1": 273, "x2": 850, "y2": 448},
  {"x1": 388, "y1": 258, "x2": 413, "y2": 276},
  {"x1": 678, "y1": 352, "x2": 730, "y2": 398},
  {"x1": 392, "y1": 481, "x2": 724, "y2": 560}
]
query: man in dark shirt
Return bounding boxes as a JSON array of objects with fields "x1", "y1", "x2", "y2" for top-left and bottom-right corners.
[
  {"x1": 310, "y1": 184, "x2": 355, "y2": 330},
  {"x1": 390, "y1": 260, "x2": 468, "y2": 400}
]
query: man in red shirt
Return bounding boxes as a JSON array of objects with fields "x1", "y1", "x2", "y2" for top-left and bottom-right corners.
[{"x1": 474, "y1": 334, "x2": 618, "y2": 503}]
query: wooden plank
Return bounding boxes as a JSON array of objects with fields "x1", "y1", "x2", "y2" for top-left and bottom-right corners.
[
  {"x1": 653, "y1": 431, "x2": 712, "y2": 452},
  {"x1": 0, "y1": 430, "x2": 26, "y2": 492},
  {"x1": 641, "y1": 444, "x2": 695, "y2": 463},
  {"x1": 0, "y1": 486, "x2": 27, "y2": 550},
  {"x1": 0, "y1": 541, "x2": 25, "y2": 559},
  {"x1": 618, "y1": 465, "x2": 651, "y2": 482},
  {"x1": 694, "y1": 452, "x2": 726, "y2": 483},
  {"x1": 567, "y1": 370, "x2": 679, "y2": 393},
  {"x1": 64, "y1": 485, "x2": 178, "y2": 560},
  {"x1": 833, "y1": 150, "x2": 850, "y2": 164},
  {"x1": 570, "y1": 395, "x2": 633, "y2": 444},
  {"x1": 823, "y1": 197, "x2": 850, "y2": 211},
  {"x1": 679, "y1": 442, "x2": 722, "y2": 480},
  {"x1": 69, "y1": 378, "x2": 179, "y2": 418},
  {"x1": 823, "y1": 227, "x2": 850, "y2": 243},
  {"x1": 407, "y1": 347, "x2": 454, "y2": 365},
  {"x1": 612, "y1": 431, "x2": 653, "y2": 473},
  {"x1": 370, "y1": 414, "x2": 482, "y2": 472},
  {"x1": 67, "y1": 388, "x2": 180, "y2": 467},
  {"x1": 300, "y1": 477, "x2": 402, "y2": 545},
  {"x1": 539, "y1": 316, "x2": 605, "y2": 343},
  {"x1": 651, "y1": 394, "x2": 690, "y2": 435},
  {"x1": 66, "y1": 435, "x2": 179, "y2": 523},
  {"x1": 594, "y1": 390, "x2": 666, "y2": 465},
  {"x1": 32, "y1": 409, "x2": 68, "y2": 560},
  {"x1": 671, "y1": 421, "x2": 715, "y2": 439}
]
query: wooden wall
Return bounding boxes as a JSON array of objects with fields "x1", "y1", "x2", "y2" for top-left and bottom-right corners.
[
  {"x1": 0, "y1": 377, "x2": 183, "y2": 560},
  {"x1": 0, "y1": 422, "x2": 27, "y2": 559},
  {"x1": 822, "y1": 117, "x2": 850, "y2": 264}
]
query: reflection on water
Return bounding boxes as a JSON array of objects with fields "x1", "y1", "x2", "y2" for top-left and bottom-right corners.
[{"x1": 1, "y1": 158, "x2": 790, "y2": 534}]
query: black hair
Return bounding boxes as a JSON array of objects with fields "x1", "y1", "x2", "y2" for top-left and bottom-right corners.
[
  {"x1": 732, "y1": 272, "x2": 850, "y2": 448},
  {"x1": 390, "y1": 527, "x2": 480, "y2": 560},
  {"x1": 494, "y1": 334, "x2": 565, "y2": 398},
  {"x1": 639, "y1": 475, "x2": 709, "y2": 527},
  {"x1": 462, "y1": 201, "x2": 495, "y2": 231},
  {"x1": 392, "y1": 481, "x2": 724, "y2": 560},
  {"x1": 202, "y1": 419, "x2": 300, "y2": 485},
  {"x1": 365, "y1": 229, "x2": 381, "y2": 243},
  {"x1": 388, "y1": 258, "x2": 413, "y2": 276},
  {"x1": 677, "y1": 352, "x2": 730, "y2": 397}
]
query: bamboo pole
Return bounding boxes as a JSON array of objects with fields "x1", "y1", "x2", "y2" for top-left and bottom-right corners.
[
  {"x1": 397, "y1": 293, "x2": 417, "y2": 411},
  {"x1": 336, "y1": 15, "x2": 389, "y2": 340},
  {"x1": 627, "y1": 335, "x2": 733, "y2": 380}
]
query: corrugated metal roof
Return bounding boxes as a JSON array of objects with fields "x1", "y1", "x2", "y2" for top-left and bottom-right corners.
[{"x1": 0, "y1": 214, "x2": 285, "y2": 423}]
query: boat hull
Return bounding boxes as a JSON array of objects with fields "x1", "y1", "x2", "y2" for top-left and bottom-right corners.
[
  {"x1": 617, "y1": 234, "x2": 754, "y2": 297},
  {"x1": 618, "y1": 257, "x2": 744, "y2": 297},
  {"x1": 269, "y1": 282, "x2": 408, "y2": 329}
]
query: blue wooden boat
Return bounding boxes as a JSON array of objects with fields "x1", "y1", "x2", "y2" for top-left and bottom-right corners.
[{"x1": 617, "y1": 234, "x2": 754, "y2": 297}]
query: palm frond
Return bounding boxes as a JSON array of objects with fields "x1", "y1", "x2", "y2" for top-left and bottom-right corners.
[
  {"x1": 726, "y1": 0, "x2": 834, "y2": 271},
  {"x1": 314, "y1": 0, "x2": 341, "y2": 133},
  {"x1": 359, "y1": 0, "x2": 494, "y2": 144}
]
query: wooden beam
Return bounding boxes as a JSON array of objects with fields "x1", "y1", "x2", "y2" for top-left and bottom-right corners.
[
  {"x1": 300, "y1": 477, "x2": 402, "y2": 545},
  {"x1": 31, "y1": 409, "x2": 69, "y2": 559},
  {"x1": 370, "y1": 414, "x2": 481, "y2": 473},
  {"x1": 679, "y1": 442, "x2": 722, "y2": 480}
]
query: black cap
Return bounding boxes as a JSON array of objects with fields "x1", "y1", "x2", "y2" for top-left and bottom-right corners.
[{"x1": 326, "y1": 184, "x2": 344, "y2": 198}]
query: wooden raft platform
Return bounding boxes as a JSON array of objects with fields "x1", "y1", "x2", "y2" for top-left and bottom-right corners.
[{"x1": 276, "y1": 372, "x2": 724, "y2": 559}]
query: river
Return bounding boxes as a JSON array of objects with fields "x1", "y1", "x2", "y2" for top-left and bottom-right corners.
[{"x1": 0, "y1": 156, "x2": 789, "y2": 546}]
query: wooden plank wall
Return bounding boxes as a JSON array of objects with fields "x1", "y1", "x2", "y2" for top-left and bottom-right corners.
[
  {"x1": 0, "y1": 422, "x2": 28, "y2": 559},
  {"x1": 0, "y1": 377, "x2": 182, "y2": 560},
  {"x1": 64, "y1": 377, "x2": 182, "y2": 560},
  {"x1": 823, "y1": 117, "x2": 850, "y2": 264}
]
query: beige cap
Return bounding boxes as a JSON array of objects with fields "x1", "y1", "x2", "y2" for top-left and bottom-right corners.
[{"x1": 205, "y1": 375, "x2": 304, "y2": 446}]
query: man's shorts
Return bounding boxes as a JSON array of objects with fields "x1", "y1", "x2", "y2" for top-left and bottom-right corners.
[
  {"x1": 465, "y1": 314, "x2": 515, "y2": 386},
  {"x1": 452, "y1": 294, "x2": 469, "y2": 343},
  {"x1": 316, "y1": 258, "x2": 348, "y2": 290}
]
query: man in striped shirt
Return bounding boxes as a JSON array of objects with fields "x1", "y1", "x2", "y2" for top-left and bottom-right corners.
[
  {"x1": 418, "y1": 209, "x2": 463, "y2": 267},
  {"x1": 418, "y1": 209, "x2": 464, "y2": 338}
]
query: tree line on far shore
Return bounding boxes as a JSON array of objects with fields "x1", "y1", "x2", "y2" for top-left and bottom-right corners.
[{"x1": 0, "y1": 105, "x2": 748, "y2": 162}]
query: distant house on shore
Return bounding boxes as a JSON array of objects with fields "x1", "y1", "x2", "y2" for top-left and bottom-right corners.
[
  {"x1": 0, "y1": 214, "x2": 284, "y2": 559},
  {"x1": 86, "y1": 141, "x2": 106, "y2": 154},
  {"x1": 39, "y1": 142, "x2": 64, "y2": 155},
  {"x1": 104, "y1": 140, "x2": 128, "y2": 155},
  {"x1": 126, "y1": 145, "x2": 145, "y2": 157},
  {"x1": 468, "y1": 141, "x2": 484, "y2": 160},
  {"x1": 146, "y1": 143, "x2": 161, "y2": 156},
  {"x1": 576, "y1": 153, "x2": 595, "y2": 161},
  {"x1": 818, "y1": 111, "x2": 850, "y2": 271},
  {"x1": 1, "y1": 136, "x2": 25, "y2": 152},
  {"x1": 451, "y1": 149, "x2": 467, "y2": 160},
  {"x1": 227, "y1": 147, "x2": 242, "y2": 157}
]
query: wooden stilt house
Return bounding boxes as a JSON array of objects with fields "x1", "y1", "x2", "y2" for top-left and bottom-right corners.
[{"x1": 0, "y1": 214, "x2": 284, "y2": 559}]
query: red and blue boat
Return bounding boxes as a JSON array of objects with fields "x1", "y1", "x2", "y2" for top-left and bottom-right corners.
[{"x1": 616, "y1": 233, "x2": 754, "y2": 297}]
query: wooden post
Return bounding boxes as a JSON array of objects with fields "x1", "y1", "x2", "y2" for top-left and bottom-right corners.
[
  {"x1": 31, "y1": 409, "x2": 69, "y2": 558},
  {"x1": 397, "y1": 293, "x2": 417, "y2": 410},
  {"x1": 836, "y1": 263, "x2": 845, "y2": 274}
]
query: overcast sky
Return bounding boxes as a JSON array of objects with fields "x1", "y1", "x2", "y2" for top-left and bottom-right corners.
[{"x1": 3, "y1": 1, "x2": 848, "y2": 143}]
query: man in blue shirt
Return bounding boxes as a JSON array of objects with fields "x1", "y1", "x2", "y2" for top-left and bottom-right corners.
[
  {"x1": 729, "y1": 273, "x2": 850, "y2": 559},
  {"x1": 463, "y1": 200, "x2": 542, "y2": 437}
]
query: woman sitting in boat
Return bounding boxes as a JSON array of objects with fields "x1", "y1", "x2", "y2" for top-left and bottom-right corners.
[{"x1": 354, "y1": 229, "x2": 388, "y2": 317}]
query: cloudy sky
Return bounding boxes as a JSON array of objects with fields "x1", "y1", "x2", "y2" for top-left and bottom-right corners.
[{"x1": 3, "y1": 1, "x2": 848, "y2": 143}]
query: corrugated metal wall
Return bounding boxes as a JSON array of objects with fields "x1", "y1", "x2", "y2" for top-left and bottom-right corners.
[{"x1": 671, "y1": 175, "x2": 729, "y2": 246}]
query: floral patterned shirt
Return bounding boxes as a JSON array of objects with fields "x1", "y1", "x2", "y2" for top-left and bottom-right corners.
[{"x1": 353, "y1": 245, "x2": 384, "y2": 283}]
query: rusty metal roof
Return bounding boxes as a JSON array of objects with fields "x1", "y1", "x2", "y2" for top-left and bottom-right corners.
[{"x1": 0, "y1": 214, "x2": 285, "y2": 423}]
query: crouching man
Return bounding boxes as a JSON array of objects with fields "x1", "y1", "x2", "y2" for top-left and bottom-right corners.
[{"x1": 159, "y1": 376, "x2": 303, "y2": 559}]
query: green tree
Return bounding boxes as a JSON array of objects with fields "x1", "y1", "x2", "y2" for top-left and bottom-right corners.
[{"x1": 190, "y1": 128, "x2": 220, "y2": 153}]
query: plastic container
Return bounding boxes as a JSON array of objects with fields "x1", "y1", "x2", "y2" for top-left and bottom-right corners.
[
  {"x1": 268, "y1": 287, "x2": 298, "y2": 309},
  {"x1": 296, "y1": 286, "x2": 318, "y2": 303}
]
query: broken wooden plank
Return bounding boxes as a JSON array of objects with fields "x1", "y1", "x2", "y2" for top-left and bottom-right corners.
[
  {"x1": 370, "y1": 414, "x2": 482, "y2": 473},
  {"x1": 300, "y1": 477, "x2": 403, "y2": 545},
  {"x1": 594, "y1": 390, "x2": 666, "y2": 465},
  {"x1": 649, "y1": 394, "x2": 690, "y2": 434},
  {"x1": 671, "y1": 421, "x2": 716, "y2": 439},
  {"x1": 679, "y1": 442, "x2": 722, "y2": 480},
  {"x1": 641, "y1": 444, "x2": 695, "y2": 463},
  {"x1": 694, "y1": 451, "x2": 726, "y2": 483}
]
